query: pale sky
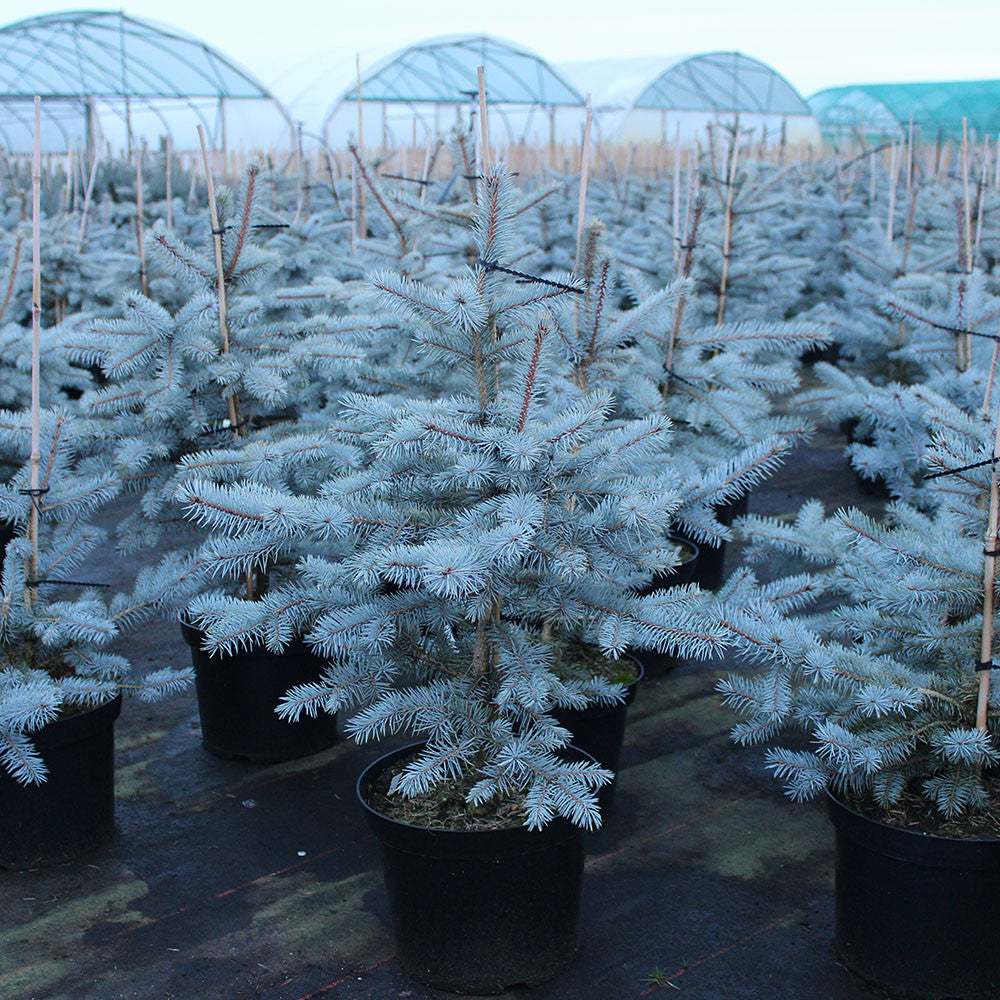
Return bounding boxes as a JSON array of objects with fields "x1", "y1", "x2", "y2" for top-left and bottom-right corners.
[{"x1": 4, "y1": 1, "x2": 999, "y2": 98}]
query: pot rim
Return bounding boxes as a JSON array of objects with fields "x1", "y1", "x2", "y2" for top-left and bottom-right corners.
[
  {"x1": 826, "y1": 788, "x2": 1000, "y2": 846},
  {"x1": 25, "y1": 691, "x2": 123, "y2": 753}
]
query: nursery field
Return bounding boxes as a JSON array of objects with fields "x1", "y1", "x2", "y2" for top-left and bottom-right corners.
[
  {"x1": 1, "y1": 425, "x2": 891, "y2": 1000},
  {"x1": 4, "y1": 120, "x2": 1000, "y2": 1000}
]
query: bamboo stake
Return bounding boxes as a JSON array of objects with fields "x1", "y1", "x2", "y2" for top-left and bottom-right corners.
[
  {"x1": 165, "y1": 133, "x2": 173, "y2": 231},
  {"x1": 29, "y1": 98, "x2": 41, "y2": 583},
  {"x1": 975, "y1": 144, "x2": 989, "y2": 258},
  {"x1": 574, "y1": 94, "x2": 593, "y2": 272},
  {"x1": 355, "y1": 54, "x2": 367, "y2": 240},
  {"x1": 196, "y1": 125, "x2": 241, "y2": 439},
  {"x1": 672, "y1": 123, "x2": 681, "y2": 265},
  {"x1": 135, "y1": 141, "x2": 149, "y2": 296},
  {"x1": 716, "y1": 125, "x2": 741, "y2": 325},
  {"x1": 477, "y1": 66, "x2": 491, "y2": 174},
  {"x1": 76, "y1": 149, "x2": 99, "y2": 251},
  {"x1": 976, "y1": 391, "x2": 1000, "y2": 730},
  {"x1": 962, "y1": 118, "x2": 973, "y2": 271},
  {"x1": 886, "y1": 141, "x2": 899, "y2": 245},
  {"x1": 906, "y1": 115, "x2": 914, "y2": 198}
]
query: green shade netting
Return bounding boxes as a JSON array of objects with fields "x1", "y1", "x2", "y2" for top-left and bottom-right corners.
[{"x1": 809, "y1": 82, "x2": 1000, "y2": 140}]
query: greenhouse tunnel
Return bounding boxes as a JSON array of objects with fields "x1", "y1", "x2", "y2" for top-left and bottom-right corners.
[
  {"x1": 809, "y1": 80, "x2": 1000, "y2": 145},
  {"x1": 558, "y1": 50, "x2": 819, "y2": 145},
  {"x1": 0, "y1": 9, "x2": 293, "y2": 155},
  {"x1": 281, "y1": 34, "x2": 586, "y2": 150}
]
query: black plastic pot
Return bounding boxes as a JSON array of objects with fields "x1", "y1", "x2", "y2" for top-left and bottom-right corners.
[
  {"x1": 674, "y1": 494, "x2": 749, "y2": 592},
  {"x1": 629, "y1": 539, "x2": 700, "y2": 676},
  {"x1": 358, "y1": 743, "x2": 586, "y2": 994},
  {"x1": 828, "y1": 792, "x2": 1000, "y2": 998},
  {"x1": 0, "y1": 694, "x2": 121, "y2": 869},
  {"x1": 181, "y1": 621, "x2": 337, "y2": 764},
  {"x1": 551, "y1": 661, "x2": 643, "y2": 815}
]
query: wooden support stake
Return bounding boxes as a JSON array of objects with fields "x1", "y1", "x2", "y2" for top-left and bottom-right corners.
[
  {"x1": 574, "y1": 94, "x2": 593, "y2": 272},
  {"x1": 962, "y1": 118, "x2": 973, "y2": 271},
  {"x1": 135, "y1": 141, "x2": 149, "y2": 295},
  {"x1": 29, "y1": 97, "x2": 41, "y2": 582},
  {"x1": 165, "y1": 133, "x2": 173, "y2": 231},
  {"x1": 197, "y1": 125, "x2": 242, "y2": 439},
  {"x1": 886, "y1": 141, "x2": 899, "y2": 245},
  {"x1": 76, "y1": 149, "x2": 99, "y2": 251},
  {"x1": 355, "y1": 54, "x2": 367, "y2": 240},
  {"x1": 716, "y1": 125, "x2": 741, "y2": 325},
  {"x1": 477, "y1": 66, "x2": 491, "y2": 174},
  {"x1": 672, "y1": 123, "x2": 681, "y2": 265},
  {"x1": 976, "y1": 385, "x2": 1000, "y2": 730}
]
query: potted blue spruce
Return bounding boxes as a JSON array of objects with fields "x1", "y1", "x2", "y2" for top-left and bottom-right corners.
[
  {"x1": 717, "y1": 392, "x2": 1000, "y2": 998},
  {"x1": 67, "y1": 160, "x2": 369, "y2": 762},
  {"x1": 178, "y1": 164, "x2": 727, "y2": 991},
  {"x1": 0, "y1": 408, "x2": 191, "y2": 868}
]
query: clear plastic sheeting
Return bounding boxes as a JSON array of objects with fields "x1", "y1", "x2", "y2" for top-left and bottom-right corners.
[
  {"x1": 559, "y1": 52, "x2": 818, "y2": 145},
  {"x1": 315, "y1": 35, "x2": 585, "y2": 148},
  {"x1": 809, "y1": 82, "x2": 1000, "y2": 144},
  {"x1": 0, "y1": 10, "x2": 292, "y2": 153},
  {"x1": 634, "y1": 53, "x2": 809, "y2": 116}
]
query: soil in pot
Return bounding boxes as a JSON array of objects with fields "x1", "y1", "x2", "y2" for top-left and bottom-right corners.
[
  {"x1": 674, "y1": 494, "x2": 749, "y2": 592},
  {"x1": 358, "y1": 743, "x2": 586, "y2": 993},
  {"x1": 0, "y1": 694, "x2": 122, "y2": 869},
  {"x1": 629, "y1": 537, "x2": 700, "y2": 676},
  {"x1": 828, "y1": 790, "x2": 1000, "y2": 998},
  {"x1": 181, "y1": 621, "x2": 338, "y2": 764}
]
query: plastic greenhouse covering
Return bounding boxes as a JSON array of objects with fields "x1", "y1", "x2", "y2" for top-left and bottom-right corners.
[
  {"x1": 559, "y1": 52, "x2": 816, "y2": 145},
  {"x1": 0, "y1": 10, "x2": 290, "y2": 153},
  {"x1": 809, "y1": 81, "x2": 1000, "y2": 143},
  {"x1": 312, "y1": 35, "x2": 585, "y2": 148}
]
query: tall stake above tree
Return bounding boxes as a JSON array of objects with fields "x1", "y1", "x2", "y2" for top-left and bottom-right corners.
[{"x1": 29, "y1": 96, "x2": 41, "y2": 582}]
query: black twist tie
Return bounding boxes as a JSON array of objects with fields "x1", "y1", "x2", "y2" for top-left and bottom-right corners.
[
  {"x1": 211, "y1": 226, "x2": 228, "y2": 235},
  {"x1": 985, "y1": 548, "x2": 1000, "y2": 556},
  {"x1": 478, "y1": 259, "x2": 585, "y2": 295},
  {"x1": 251, "y1": 223, "x2": 289, "y2": 230},
  {"x1": 911, "y1": 318, "x2": 1000, "y2": 344},
  {"x1": 27, "y1": 577, "x2": 110, "y2": 589},
  {"x1": 19, "y1": 486, "x2": 50, "y2": 511},
  {"x1": 924, "y1": 455, "x2": 998, "y2": 481},
  {"x1": 463, "y1": 172, "x2": 519, "y2": 180},
  {"x1": 978, "y1": 660, "x2": 994, "y2": 672},
  {"x1": 380, "y1": 173, "x2": 429, "y2": 186},
  {"x1": 664, "y1": 369, "x2": 699, "y2": 389},
  {"x1": 202, "y1": 417, "x2": 250, "y2": 438}
]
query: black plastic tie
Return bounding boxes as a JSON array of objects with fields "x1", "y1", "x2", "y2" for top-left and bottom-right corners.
[
  {"x1": 924, "y1": 455, "x2": 998, "y2": 481},
  {"x1": 380, "y1": 173, "x2": 429, "y2": 186},
  {"x1": 478, "y1": 259, "x2": 585, "y2": 295},
  {"x1": 27, "y1": 577, "x2": 110, "y2": 589},
  {"x1": 664, "y1": 369, "x2": 699, "y2": 389},
  {"x1": 251, "y1": 223, "x2": 289, "y2": 230},
  {"x1": 211, "y1": 226, "x2": 228, "y2": 235},
  {"x1": 985, "y1": 548, "x2": 1000, "y2": 557},
  {"x1": 18, "y1": 486, "x2": 49, "y2": 511},
  {"x1": 978, "y1": 660, "x2": 994, "y2": 672}
]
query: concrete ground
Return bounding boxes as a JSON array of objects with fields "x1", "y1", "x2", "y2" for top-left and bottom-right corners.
[{"x1": 0, "y1": 424, "x2": 896, "y2": 1000}]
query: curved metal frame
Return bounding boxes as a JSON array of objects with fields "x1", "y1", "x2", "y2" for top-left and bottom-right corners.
[
  {"x1": 320, "y1": 34, "x2": 584, "y2": 145},
  {"x1": 0, "y1": 10, "x2": 293, "y2": 150}
]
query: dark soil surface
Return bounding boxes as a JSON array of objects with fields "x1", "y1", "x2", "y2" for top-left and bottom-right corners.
[{"x1": 1, "y1": 424, "x2": 900, "y2": 1000}]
